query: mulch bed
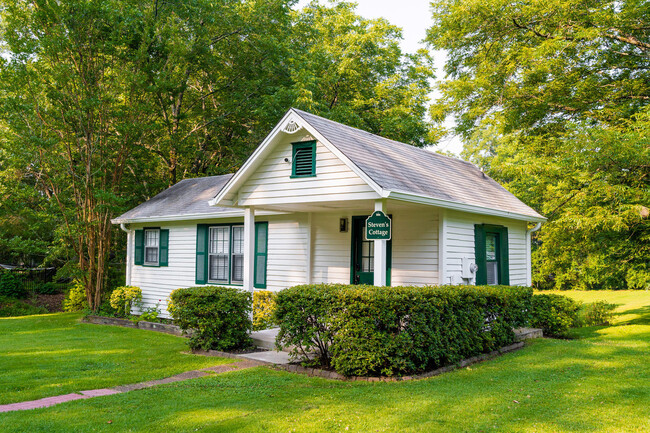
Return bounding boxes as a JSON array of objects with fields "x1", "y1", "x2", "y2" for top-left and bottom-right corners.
[{"x1": 27, "y1": 293, "x2": 66, "y2": 312}]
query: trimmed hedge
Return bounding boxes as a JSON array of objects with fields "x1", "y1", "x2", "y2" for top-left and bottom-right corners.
[
  {"x1": 168, "y1": 286, "x2": 252, "y2": 351},
  {"x1": 275, "y1": 284, "x2": 532, "y2": 377},
  {"x1": 530, "y1": 294, "x2": 581, "y2": 337}
]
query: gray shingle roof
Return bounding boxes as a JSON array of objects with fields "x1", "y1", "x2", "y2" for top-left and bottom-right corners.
[
  {"x1": 113, "y1": 175, "x2": 235, "y2": 223},
  {"x1": 293, "y1": 109, "x2": 543, "y2": 220}
]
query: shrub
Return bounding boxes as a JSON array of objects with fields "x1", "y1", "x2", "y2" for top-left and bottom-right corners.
[
  {"x1": 0, "y1": 271, "x2": 26, "y2": 299},
  {"x1": 275, "y1": 284, "x2": 533, "y2": 377},
  {"x1": 0, "y1": 296, "x2": 48, "y2": 317},
  {"x1": 63, "y1": 280, "x2": 88, "y2": 312},
  {"x1": 168, "y1": 286, "x2": 252, "y2": 351},
  {"x1": 583, "y1": 301, "x2": 617, "y2": 326},
  {"x1": 530, "y1": 294, "x2": 581, "y2": 337},
  {"x1": 275, "y1": 285, "x2": 339, "y2": 366},
  {"x1": 109, "y1": 286, "x2": 142, "y2": 317},
  {"x1": 253, "y1": 290, "x2": 277, "y2": 331}
]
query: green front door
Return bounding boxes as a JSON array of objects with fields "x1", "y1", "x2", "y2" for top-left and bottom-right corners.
[{"x1": 351, "y1": 216, "x2": 391, "y2": 285}]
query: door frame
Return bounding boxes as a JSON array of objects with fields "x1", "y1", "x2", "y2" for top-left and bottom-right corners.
[{"x1": 349, "y1": 215, "x2": 392, "y2": 286}]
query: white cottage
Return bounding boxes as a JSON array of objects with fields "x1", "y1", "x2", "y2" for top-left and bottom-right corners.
[{"x1": 112, "y1": 109, "x2": 545, "y2": 316}]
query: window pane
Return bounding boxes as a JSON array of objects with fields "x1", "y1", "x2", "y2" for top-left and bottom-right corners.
[
  {"x1": 210, "y1": 227, "x2": 229, "y2": 254},
  {"x1": 487, "y1": 261, "x2": 498, "y2": 285},
  {"x1": 145, "y1": 230, "x2": 159, "y2": 247},
  {"x1": 209, "y1": 255, "x2": 228, "y2": 281},
  {"x1": 232, "y1": 226, "x2": 244, "y2": 255},
  {"x1": 232, "y1": 255, "x2": 243, "y2": 282},
  {"x1": 145, "y1": 247, "x2": 158, "y2": 263},
  {"x1": 486, "y1": 234, "x2": 497, "y2": 261}
]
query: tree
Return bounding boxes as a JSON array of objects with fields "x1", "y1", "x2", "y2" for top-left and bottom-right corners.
[
  {"x1": 0, "y1": 0, "x2": 438, "y2": 305},
  {"x1": 0, "y1": 0, "x2": 160, "y2": 309},
  {"x1": 427, "y1": 0, "x2": 650, "y2": 289},
  {"x1": 290, "y1": 1, "x2": 436, "y2": 146}
]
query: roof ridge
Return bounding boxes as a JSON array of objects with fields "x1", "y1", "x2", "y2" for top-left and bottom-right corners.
[{"x1": 291, "y1": 108, "x2": 474, "y2": 167}]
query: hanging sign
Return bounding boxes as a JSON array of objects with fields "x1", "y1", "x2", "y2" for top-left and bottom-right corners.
[{"x1": 365, "y1": 211, "x2": 391, "y2": 241}]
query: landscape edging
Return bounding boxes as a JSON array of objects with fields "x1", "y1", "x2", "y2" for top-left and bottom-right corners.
[
  {"x1": 193, "y1": 341, "x2": 526, "y2": 382},
  {"x1": 83, "y1": 315, "x2": 184, "y2": 336}
]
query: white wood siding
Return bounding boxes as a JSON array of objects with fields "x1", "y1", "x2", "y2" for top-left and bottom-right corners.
[
  {"x1": 311, "y1": 212, "x2": 352, "y2": 284},
  {"x1": 238, "y1": 135, "x2": 379, "y2": 207},
  {"x1": 129, "y1": 215, "x2": 309, "y2": 317},
  {"x1": 391, "y1": 209, "x2": 439, "y2": 286},
  {"x1": 310, "y1": 209, "x2": 440, "y2": 286},
  {"x1": 443, "y1": 210, "x2": 528, "y2": 286}
]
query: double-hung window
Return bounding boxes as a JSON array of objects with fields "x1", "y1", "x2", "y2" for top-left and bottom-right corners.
[
  {"x1": 197, "y1": 223, "x2": 267, "y2": 287},
  {"x1": 144, "y1": 229, "x2": 160, "y2": 265},
  {"x1": 208, "y1": 227, "x2": 230, "y2": 282},
  {"x1": 134, "y1": 227, "x2": 169, "y2": 267}
]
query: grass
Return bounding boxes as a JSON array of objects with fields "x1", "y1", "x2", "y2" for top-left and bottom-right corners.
[
  {"x1": 0, "y1": 313, "x2": 233, "y2": 405},
  {"x1": 1, "y1": 291, "x2": 649, "y2": 432}
]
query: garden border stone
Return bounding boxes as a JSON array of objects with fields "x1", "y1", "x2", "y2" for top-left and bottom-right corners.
[{"x1": 83, "y1": 315, "x2": 184, "y2": 336}]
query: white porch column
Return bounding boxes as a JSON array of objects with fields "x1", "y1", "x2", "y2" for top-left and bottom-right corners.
[
  {"x1": 243, "y1": 207, "x2": 255, "y2": 293},
  {"x1": 373, "y1": 199, "x2": 387, "y2": 287},
  {"x1": 305, "y1": 212, "x2": 312, "y2": 284}
]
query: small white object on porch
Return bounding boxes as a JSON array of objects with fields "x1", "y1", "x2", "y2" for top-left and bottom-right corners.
[{"x1": 374, "y1": 199, "x2": 388, "y2": 286}]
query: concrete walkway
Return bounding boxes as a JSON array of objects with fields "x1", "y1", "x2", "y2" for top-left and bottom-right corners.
[{"x1": 0, "y1": 360, "x2": 262, "y2": 414}]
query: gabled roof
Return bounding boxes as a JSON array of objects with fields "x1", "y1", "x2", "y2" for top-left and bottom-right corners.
[
  {"x1": 212, "y1": 108, "x2": 545, "y2": 222},
  {"x1": 112, "y1": 175, "x2": 238, "y2": 224}
]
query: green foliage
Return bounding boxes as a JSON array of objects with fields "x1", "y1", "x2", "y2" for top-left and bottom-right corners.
[
  {"x1": 137, "y1": 300, "x2": 161, "y2": 323},
  {"x1": 583, "y1": 301, "x2": 618, "y2": 326},
  {"x1": 290, "y1": 1, "x2": 436, "y2": 145},
  {"x1": 63, "y1": 281, "x2": 88, "y2": 312},
  {"x1": 530, "y1": 294, "x2": 582, "y2": 338},
  {"x1": 109, "y1": 286, "x2": 143, "y2": 318},
  {"x1": 275, "y1": 284, "x2": 532, "y2": 377},
  {"x1": 0, "y1": 271, "x2": 26, "y2": 299},
  {"x1": 168, "y1": 286, "x2": 252, "y2": 351},
  {"x1": 0, "y1": 0, "x2": 436, "y2": 299},
  {"x1": 428, "y1": 0, "x2": 650, "y2": 290},
  {"x1": 252, "y1": 290, "x2": 277, "y2": 331},
  {"x1": 0, "y1": 296, "x2": 48, "y2": 317}
]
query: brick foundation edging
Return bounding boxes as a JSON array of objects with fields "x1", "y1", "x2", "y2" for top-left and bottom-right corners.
[
  {"x1": 275, "y1": 341, "x2": 525, "y2": 382},
  {"x1": 82, "y1": 315, "x2": 184, "y2": 336}
]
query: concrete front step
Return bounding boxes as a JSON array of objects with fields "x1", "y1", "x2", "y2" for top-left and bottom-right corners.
[{"x1": 250, "y1": 328, "x2": 289, "y2": 351}]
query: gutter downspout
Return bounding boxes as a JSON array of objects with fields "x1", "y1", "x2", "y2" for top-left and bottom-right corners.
[
  {"x1": 526, "y1": 223, "x2": 542, "y2": 287},
  {"x1": 120, "y1": 223, "x2": 133, "y2": 286}
]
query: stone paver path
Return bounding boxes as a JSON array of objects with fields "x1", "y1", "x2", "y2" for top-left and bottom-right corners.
[{"x1": 0, "y1": 359, "x2": 263, "y2": 414}]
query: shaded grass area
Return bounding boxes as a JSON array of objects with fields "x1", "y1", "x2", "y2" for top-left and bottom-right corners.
[
  {"x1": 1, "y1": 291, "x2": 649, "y2": 432},
  {"x1": 0, "y1": 313, "x2": 233, "y2": 404}
]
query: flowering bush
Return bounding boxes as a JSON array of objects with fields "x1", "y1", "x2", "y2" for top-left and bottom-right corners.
[
  {"x1": 63, "y1": 280, "x2": 87, "y2": 312},
  {"x1": 253, "y1": 290, "x2": 277, "y2": 331},
  {"x1": 109, "y1": 286, "x2": 142, "y2": 317}
]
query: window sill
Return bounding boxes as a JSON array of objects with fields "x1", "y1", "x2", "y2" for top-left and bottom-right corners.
[{"x1": 290, "y1": 174, "x2": 316, "y2": 179}]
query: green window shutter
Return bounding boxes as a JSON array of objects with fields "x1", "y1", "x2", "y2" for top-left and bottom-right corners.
[
  {"x1": 474, "y1": 224, "x2": 487, "y2": 285},
  {"x1": 134, "y1": 229, "x2": 144, "y2": 266},
  {"x1": 291, "y1": 141, "x2": 316, "y2": 177},
  {"x1": 195, "y1": 224, "x2": 209, "y2": 285},
  {"x1": 159, "y1": 229, "x2": 169, "y2": 267},
  {"x1": 499, "y1": 227, "x2": 509, "y2": 285},
  {"x1": 254, "y1": 222, "x2": 268, "y2": 289}
]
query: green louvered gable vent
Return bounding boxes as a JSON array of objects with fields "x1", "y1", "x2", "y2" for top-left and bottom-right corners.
[{"x1": 291, "y1": 141, "x2": 316, "y2": 178}]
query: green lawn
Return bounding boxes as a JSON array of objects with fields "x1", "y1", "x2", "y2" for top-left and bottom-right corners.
[
  {"x1": 1, "y1": 291, "x2": 649, "y2": 432},
  {"x1": 0, "y1": 313, "x2": 233, "y2": 405}
]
